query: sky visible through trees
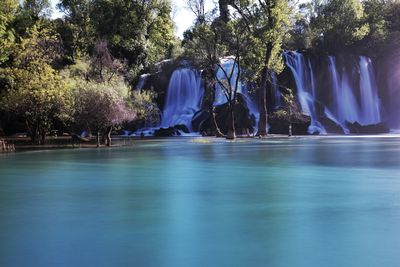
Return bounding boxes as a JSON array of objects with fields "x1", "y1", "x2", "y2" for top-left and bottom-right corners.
[{"x1": 49, "y1": 0, "x2": 309, "y2": 38}]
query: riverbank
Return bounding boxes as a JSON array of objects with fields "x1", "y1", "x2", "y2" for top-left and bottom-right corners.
[
  {"x1": 2, "y1": 133, "x2": 400, "y2": 153},
  {"x1": 1, "y1": 136, "x2": 139, "y2": 151}
]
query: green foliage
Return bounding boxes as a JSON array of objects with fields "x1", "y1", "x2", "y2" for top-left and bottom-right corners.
[
  {"x1": 237, "y1": 0, "x2": 293, "y2": 80},
  {"x1": 72, "y1": 78, "x2": 135, "y2": 134},
  {"x1": 131, "y1": 90, "x2": 160, "y2": 127},
  {"x1": 87, "y1": 0, "x2": 177, "y2": 75},
  {"x1": 313, "y1": 0, "x2": 369, "y2": 50},
  {"x1": 62, "y1": 56, "x2": 138, "y2": 140},
  {"x1": 0, "y1": 0, "x2": 19, "y2": 65},
  {"x1": 0, "y1": 27, "x2": 72, "y2": 143},
  {"x1": 56, "y1": 0, "x2": 92, "y2": 60},
  {"x1": 0, "y1": 27, "x2": 72, "y2": 144},
  {"x1": 289, "y1": 0, "x2": 371, "y2": 51},
  {"x1": 272, "y1": 89, "x2": 304, "y2": 122}
]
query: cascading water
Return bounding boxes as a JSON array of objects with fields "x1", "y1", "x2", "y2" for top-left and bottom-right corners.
[
  {"x1": 161, "y1": 68, "x2": 204, "y2": 131},
  {"x1": 284, "y1": 51, "x2": 383, "y2": 134},
  {"x1": 214, "y1": 57, "x2": 241, "y2": 106},
  {"x1": 359, "y1": 56, "x2": 382, "y2": 125},
  {"x1": 284, "y1": 52, "x2": 327, "y2": 134},
  {"x1": 328, "y1": 56, "x2": 360, "y2": 125},
  {"x1": 135, "y1": 73, "x2": 150, "y2": 90},
  {"x1": 214, "y1": 57, "x2": 259, "y2": 129}
]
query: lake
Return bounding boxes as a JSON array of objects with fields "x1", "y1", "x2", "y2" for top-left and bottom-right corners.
[{"x1": 1, "y1": 136, "x2": 400, "y2": 267}]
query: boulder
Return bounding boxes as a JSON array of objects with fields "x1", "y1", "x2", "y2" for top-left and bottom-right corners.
[
  {"x1": 191, "y1": 110, "x2": 210, "y2": 132},
  {"x1": 268, "y1": 113, "x2": 311, "y2": 135},
  {"x1": 153, "y1": 125, "x2": 190, "y2": 137},
  {"x1": 345, "y1": 121, "x2": 390, "y2": 134},
  {"x1": 174, "y1": 124, "x2": 190, "y2": 134},
  {"x1": 320, "y1": 117, "x2": 345, "y2": 134},
  {"x1": 154, "y1": 127, "x2": 179, "y2": 137}
]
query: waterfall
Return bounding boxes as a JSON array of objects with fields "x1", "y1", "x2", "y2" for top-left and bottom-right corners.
[
  {"x1": 161, "y1": 68, "x2": 204, "y2": 130},
  {"x1": 359, "y1": 56, "x2": 382, "y2": 125},
  {"x1": 213, "y1": 57, "x2": 241, "y2": 106},
  {"x1": 328, "y1": 56, "x2": 360, "y2": 125},
  {"x1": 214, "y1": 57, "x2": 259, "y2": 128},
  {"x1": 135, "y1": 74, "x2": 150, "y2": 90},
  {"x1": 284, "y1": 52, "x2": 326, "y2": 134},
  {"x1": 284, "y1": 52, "x2": 384, "y2": 134}
]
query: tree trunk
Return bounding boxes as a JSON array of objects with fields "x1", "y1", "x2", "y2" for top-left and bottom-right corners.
[
  {"x1": 211, "y1": 107, "x2": 224, "y2": 137},
  {"x1": 96, "y1": 132, "x2": 100, "y2": 147},
  {"x1": 257, "y1": 40, "x2": 273, "y2": 137},
  {"x1": 226, "y1": 104, "x2": 236, "y2": 140},
  {"x1": 218, "y1": 0, "x2": 230, "y2": 22},
  {"x1": 204, "y1": 68, "x2": 224, "y2": 137},
  {"x1": 40, "y1": 132, "x2": 46, "y2": 145},
  {"x1": 105, "y1": 126, "x2": 112, "y2": 147},
  {"x1": 257, "y1": 68, "x2": 269, "y2": 137}
]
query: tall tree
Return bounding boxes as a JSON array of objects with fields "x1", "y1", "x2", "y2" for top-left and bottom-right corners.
[
  {"x1": 89, "y1": 0, "x2": 176, "y2": 76},
  {"x1": 57, "y1": 0, "x2": 92, "y2": 60},
  {"x1": 0, "y1": 27, "x2": 72, "y2": 144},
  {"x1": 310, "y1": 0, "x2": 369, "y2": 51},
  {"x1": 230, "y1": 0, "x2": 292, "y2": 137},
  {"x1": 0, "y1": 0, "x2": 19, "y2": 65},
  {"x1": 187, "y1": 0, "x2": 206, "y2": 24}
]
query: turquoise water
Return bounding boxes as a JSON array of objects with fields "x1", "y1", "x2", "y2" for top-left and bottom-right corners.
[{"x1": 1, "y1": 137, "x2": 400, "y2": 267}]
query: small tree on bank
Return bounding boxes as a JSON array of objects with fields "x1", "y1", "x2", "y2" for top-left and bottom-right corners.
[{"x1": 73, "y1": 79, "x2": 136, "y2": 147}]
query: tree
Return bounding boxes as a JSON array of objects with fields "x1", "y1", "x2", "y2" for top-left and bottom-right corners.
[
  {"x1": 229, "y1": 0, "x2": 292, "y2": 137},
  {"x1": 57, "y1": 0, "x2": 92, "y2": 61},
  {"x1": 219, "y1": 0, "x2": 230, "y2": 23},
  {"x1": 72, "y1": 79, "x2": 135, "y2": 147},
  {"x1": 187, "y1": 0, "x2": 206, "y2": 24},
  {"x1": 0, "y1": 0, "x2": 18, "y2": 65},
  {"x1": 184, "y1": 23, "x2": 225, "y2": 137},
  {"x1": 0, "y1": 27, "x2": 72, "y2": 144},
  {"x1": 310, "y1": 0, "x2": 369, "y2": 51},
  {"x1": 13, "y1": 0, "x2": 53, "y2": 36},
  {"x1": 131, "y1": 89, "x2": 161, "y2": 128},
  {"x1": 89, "y1": 0, "x2": 177, "y2": 76},
  {"x1": 63, "y1": 42, "x2": 136, "y2": 147},
  {"x1": 183, "y1": 11, "x2": 249, "y2": 139},
  {"x1": 22, "y1": 0, "x2": 52, "y2": 19}
]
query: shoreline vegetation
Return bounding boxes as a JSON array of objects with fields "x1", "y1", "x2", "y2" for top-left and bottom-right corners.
[{"x1": 2, "y1": 133, "x2": 399, "y2": 153}]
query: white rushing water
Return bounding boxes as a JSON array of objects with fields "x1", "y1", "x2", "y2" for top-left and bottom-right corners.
[
  {"x1": 284, "y1": 52, "x2": 327, "y2": 134},
  {"x1": 161, "y1": 68, "x2": 204, "y2": 130},
  {"x1": 284, "y1": 51, "x2": 383, "y2": 134},
  {"x1": 359, "y1": 56, "x2": 382, "y2": 125},
  {"x1": 214, "y1": 57, "x2": 259, "y2": 129},
  {"x1": 135, "y1": 73, "x2": 150, "y2": 90}
]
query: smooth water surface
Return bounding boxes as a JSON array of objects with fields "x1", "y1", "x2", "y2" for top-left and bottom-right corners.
[{"x1": 1, "y1": 137, "x2": 400, "y2": 267}]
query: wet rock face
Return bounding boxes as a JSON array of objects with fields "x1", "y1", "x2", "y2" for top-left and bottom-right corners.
[
  {"x1": 191, "y1": 110, "x2": 210, "y2": 133},
  {"x1": 345, "y1": 121, "x2": 390, "y2": 134},
  {"x1": 268, "y1": 114, "x2": 311, "y2": 135},
  {"x1": 319, "y1": 117, "x2": 345, "y2": 134},
  {"x1": 191, "y1": 93, "x2": 256, "y2": 136}
]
